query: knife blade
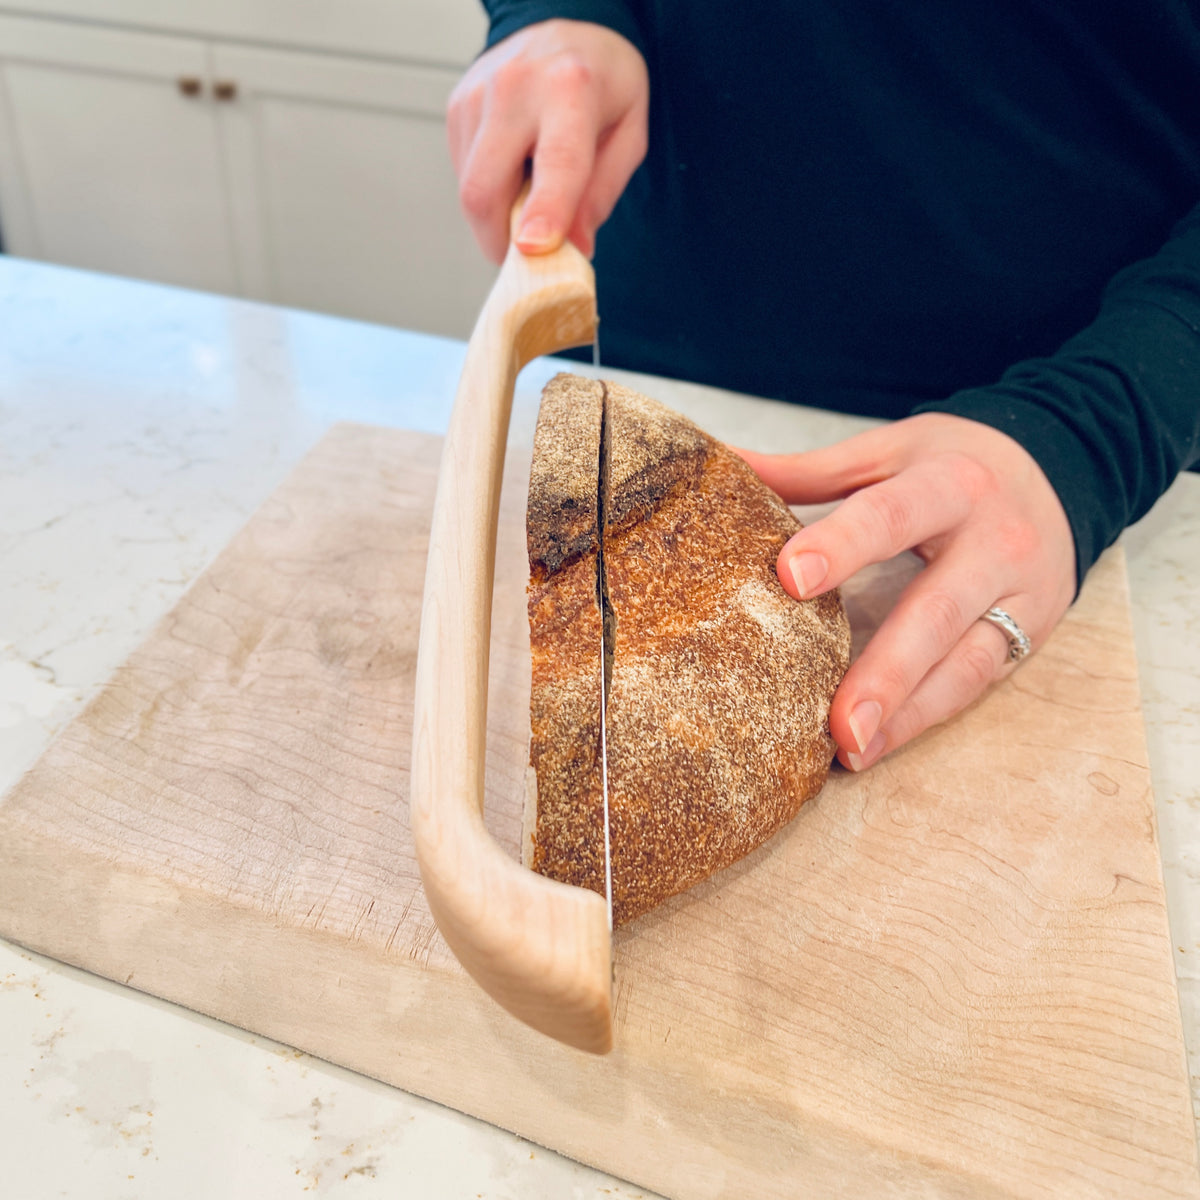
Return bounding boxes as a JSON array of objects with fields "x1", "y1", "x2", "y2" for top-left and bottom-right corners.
[{"x1": 597, "y1": 375, "x2": 614, "y2": 932}]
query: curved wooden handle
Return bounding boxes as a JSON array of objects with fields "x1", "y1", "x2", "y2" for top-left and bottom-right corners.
[{"x1": 409, "y1": 222, "x2": 612, "y2": 1054}]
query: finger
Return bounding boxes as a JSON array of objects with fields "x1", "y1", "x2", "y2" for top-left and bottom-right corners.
[
  {"x1": 566, "y1": 104, "x2": 648, "y2": 257},
  {"x1": 458, "y1": 115, "x2": 537, "y2": 263},
  {"x1": 836, "y1": 608, "x2": 1020, "y2": 770},
  {"x1": 775, "y1": 459, "x2": 979, "y2": 601},
  {"x1": 827, "y1": 549, "x2": 1011, "y2": 759},
  {"x1": 736, "y1": 426, "x2": 905, "y2": 506},
  {"x1": 446, "y1": 78, "x2": 482, "y2": 177},
  {"x1": 516, "y1": 65, "x2": 599, "y2": 253}
]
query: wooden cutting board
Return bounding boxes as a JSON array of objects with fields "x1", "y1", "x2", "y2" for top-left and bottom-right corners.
[{"x1": 1, "y1": 422, "x2": 1196, "y2": 1200}]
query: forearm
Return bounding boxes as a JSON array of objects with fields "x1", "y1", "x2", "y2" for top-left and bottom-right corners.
[{"x1": 918, "y1": 202, "x2": 1200, "y2": 591}]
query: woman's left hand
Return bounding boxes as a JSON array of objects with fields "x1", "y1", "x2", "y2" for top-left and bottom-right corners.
[{"x1": 738, "y1": 412, "x2": 1077, "y2": 770}]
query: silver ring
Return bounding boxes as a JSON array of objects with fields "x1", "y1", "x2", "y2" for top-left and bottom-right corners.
[{"x1": 979, "y1": 606, "x2": 1032, "y2": 663}]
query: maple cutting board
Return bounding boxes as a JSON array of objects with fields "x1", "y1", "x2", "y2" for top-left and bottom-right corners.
[{"x1": 0, "y1": 422, "x2": 1196, "y2": 1200}]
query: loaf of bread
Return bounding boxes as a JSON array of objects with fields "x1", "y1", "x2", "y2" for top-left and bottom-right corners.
[{"x1": 526, "y1": 373, "x2": 850, "y2": 925}]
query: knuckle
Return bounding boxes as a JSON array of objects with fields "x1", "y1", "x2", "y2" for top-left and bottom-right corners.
[
  {"x1": 547, "y1": 53, "x2": 594, "y2": 94},
  {"x1": 958, "y1": 637, "x2": 1002, "y2": 693},
  {"x1": 870, "y1": 660, "x2": 914, "y2": 711},
  {"x1": 859, "y1": 486, "x2": 915, "y2": 547},
  {"x1": 458, "y1": 175, "x2": 495, "y2": 222},
  {"x1": 941, "y1": 451, "x2": 995, "y2": 503},
  {"x1": 446, "y1": 85, "x2": 479, "y2": 146},
  {"x1": 995, "y1": 516, "x2": 1041, "y2": 566},
  {"x1": 918, "y1": 587, "x2": 967, "y2": 652},
  {"x1": 886, "y1": 703, "x2": 929, "y2": 750},
  {"x1": 537, "y1": 137, "x2": 590, "y2": 177},
  {"x1": 492, "y1": 57, "x2": 532, "y2": 104}
]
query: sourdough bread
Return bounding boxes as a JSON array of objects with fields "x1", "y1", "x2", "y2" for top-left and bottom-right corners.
[{"x1": 526, "y1": 374, "x2": 851, "y2": 925}]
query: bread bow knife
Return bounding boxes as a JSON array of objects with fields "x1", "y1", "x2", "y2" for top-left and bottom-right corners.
[{"x1": 409, "y1": 201, "x2": 615, "y2": 1054}]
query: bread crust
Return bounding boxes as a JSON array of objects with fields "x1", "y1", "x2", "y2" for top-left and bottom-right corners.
[
  {"x1": 604, "y1": 386, "x2": 849, "y2": 922},
  {"x1": 526, "y1": 375, "x2": 607, "y2": 893},
  {"x1": 527, "y1": 553, "x2": 607, "y2": 889},
  {"x1": 526, "y1": 373, "x2": 605, "y2": 575},
  {"x1": 604, "y1": 381, "x2": 708, "y2": 535},
  {"x1": 526, "y1": 375, "x2": 851, "y2": 925}
]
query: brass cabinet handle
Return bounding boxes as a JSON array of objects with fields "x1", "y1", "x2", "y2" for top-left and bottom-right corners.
[
  {"x1": 177, "y1": 76, "x2": 202, "y2": 98},
  {"x1": 213, "y1": 81, "x2": 238, "y2": 102}
]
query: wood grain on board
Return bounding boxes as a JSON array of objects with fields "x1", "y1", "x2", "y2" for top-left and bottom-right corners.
[{"x1": 0, "y1": 422, "x2": 1196, "y2": 1200}]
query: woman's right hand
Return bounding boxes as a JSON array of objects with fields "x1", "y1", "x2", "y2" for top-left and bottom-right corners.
[{"x1": 447, "y1": 19, "x2": 650, "y2": 263}]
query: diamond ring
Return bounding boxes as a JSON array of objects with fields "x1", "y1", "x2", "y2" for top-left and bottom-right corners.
[{"x1": 980, "y1": 606, "x2": 1032, "y2": 663}]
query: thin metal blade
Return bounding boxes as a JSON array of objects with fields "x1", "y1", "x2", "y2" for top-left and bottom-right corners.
[
  {"x1": 598, "y1": 623, "x2": 613, "y2": 930},
  {"x1": 596, "y1": 371, "x2": 614, "y2": 933}
]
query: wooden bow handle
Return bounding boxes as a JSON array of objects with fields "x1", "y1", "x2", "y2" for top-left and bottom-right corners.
[{"x1": 409, "y1": 213, "x2": 612, "y2": 1054}]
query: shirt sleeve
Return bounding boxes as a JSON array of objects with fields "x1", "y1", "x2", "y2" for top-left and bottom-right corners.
[
  {"x1": 482, "y1": 1, "x2": 647, "y2": 57},
  {"x1": 915, "y1": 202, "x2": 1200, "y2": 593}
]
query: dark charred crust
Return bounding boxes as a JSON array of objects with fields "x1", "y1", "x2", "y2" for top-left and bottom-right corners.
[
  {"x1": 604, "y1": 381, "x2": 709, "y2": 533},
  {"x1": 526, "y1": 373, "x2": 604, "y2": 574},
  {"x1": 525, "y1": 499, "x2": 598, "y2": 575}
]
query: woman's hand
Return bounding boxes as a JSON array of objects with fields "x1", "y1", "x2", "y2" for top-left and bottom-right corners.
[
  {"x1": 739, "y1": 413, "x2": 1077, "y2": 770},
  {"x1": 447, "y1": 19, "x2": 650, "y2": 263}
]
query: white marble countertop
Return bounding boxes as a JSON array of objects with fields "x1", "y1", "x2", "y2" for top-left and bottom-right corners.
[{"x1": 0, "y1": 257, "x2": 1196, "y2": 1198}]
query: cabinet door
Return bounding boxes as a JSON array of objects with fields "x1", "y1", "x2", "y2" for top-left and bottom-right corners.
[
  {"x1": 0, "y1": 14, "x2": 238, "y2": 294},
  {"x1": 213, "y1": 44, "x2": 495, "y2": 339},
  {"x1": 2, "y1": 0, "x2": 488, "y2": 68}
]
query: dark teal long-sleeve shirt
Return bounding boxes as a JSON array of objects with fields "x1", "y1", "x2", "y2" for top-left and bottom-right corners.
[{"x1": 483, "y1": 1, "x2": 1200, "y2": 588}]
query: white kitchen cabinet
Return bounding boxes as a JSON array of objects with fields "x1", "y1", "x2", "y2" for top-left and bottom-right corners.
[
  {"x1": 0, "y1": 15, "x2": 239, "y2": 294},
  {"x1": 213, "y1": 44, "x2": 495, "y2": 337},
  {"x1": 0, "y1": 5, "x2": 495, "y2": 337}
]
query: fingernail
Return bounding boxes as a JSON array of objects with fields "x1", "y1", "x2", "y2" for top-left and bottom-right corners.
[
  {"x1": 845, "y1": 731, "x2": 886, "y2": 772},
  {"x1": 517, "y1": 215, "x2": 553, "y2": 248},
  {"x1": 847, "y1": 699, "x2": 882, "y2": 754},
  {"x1": 788, "y1": 552, "x2": 828, "y2": 598}
]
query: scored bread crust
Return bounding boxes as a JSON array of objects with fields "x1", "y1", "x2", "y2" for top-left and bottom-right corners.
[
  {"x1": 526, "y1": 374, "x2": 607, "y2": 892},
  {"x1": 525, "y1": 374, "x2": 851, "y2": 926}
]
